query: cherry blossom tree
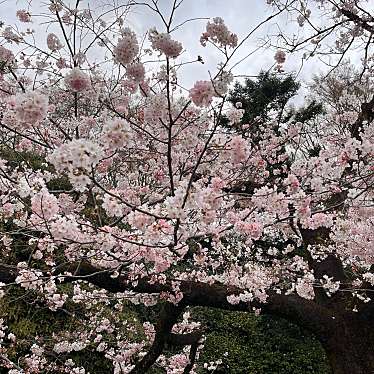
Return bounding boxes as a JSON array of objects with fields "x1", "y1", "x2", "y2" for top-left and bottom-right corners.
[{"x1": 0, "y1": 0, "x2": 373, "y2": 373}]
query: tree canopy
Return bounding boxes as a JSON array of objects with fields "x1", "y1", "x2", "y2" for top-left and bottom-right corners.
[{"x1": 0, "y1": 1, "x2": 373, "y2": 373}]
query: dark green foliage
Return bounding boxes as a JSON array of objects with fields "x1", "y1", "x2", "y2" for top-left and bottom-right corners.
[
  {"x1": 0, "y1": 146, "x2": 47, "y2": 171},
  {"x1": 0, "y1": 287, "x2": 78, "y2": 358},
  {"x1": 0, "y1": 286, "x2": 143, "y2": 373},
  {"x1": 293, "y1": 100, "x2": 324, "y2": 123},
  {"x1": 229, "y1": 71, "x2": 300, "y2": 123},
  {"x1": 195, "y1": 308, "x2": 331, "y2": 374},
  {"x1": 226, "y1": 72, "x2": 323, "y2": 136},
  {"x1": 282, "y1": 100, "x2": 324, "y2": 124}
]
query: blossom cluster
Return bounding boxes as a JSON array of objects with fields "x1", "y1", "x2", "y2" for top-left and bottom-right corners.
[
  {"x1": 113, "y1": 28, "x2": 139, "y2": 65},
  {"x1": 31, "y1": 188, "x2": 60, "y2": 220},
  {"x1": 0, "y1": 45, "x2": 16, "y2": 67},
  {"x1": 48, "y1": 139, "x2": 103, "y2": 190},
  {"x1": 64, "y1": 68, "x2": 91, "y2": 92},
  {"x1": 13, "y1": 92, "x2": 49, "y2": 126},
  {"x1": 46, "y1": 33, "x2": 63, "y2": 51},
  {"x1": 189, "y1": 80, "x2": 215, "y2": 107},
  {"x1": 16, "y1": 9, "x2": 31, "y2": 23},
  {"x1": 101, "y1": 118, "x2": 132, "y2": 149},
  {"x1": 149, "y1": 28, "x2": 183, "y2": 58},
  {"x1": 274, "y1": 50, "x2": 286, "y2": 64},
  {"x1": 126, "y1": 62, "x2": 145, "y2": 82},
  {"x1": 200, "y1": 17, "x2": 238, "y2": 48}
]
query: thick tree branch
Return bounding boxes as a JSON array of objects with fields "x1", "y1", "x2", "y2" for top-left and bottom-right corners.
[
  {"x1": 0, "y1": 261, "x2": 336, "y2": 340},
  {"x1": 130, "y1": 303, "x2": 184, "y2": 374},
  {"x1": 340, "y1": 8, "x2": 374, "y2": 34}
]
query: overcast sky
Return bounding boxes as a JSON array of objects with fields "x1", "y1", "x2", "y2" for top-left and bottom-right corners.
[
  {"x1": 124, "y1": 0, "x2": 325, "y2": 88},
  {"x1": 2, "y1": 0, "x2": 336, "y2": 101}
]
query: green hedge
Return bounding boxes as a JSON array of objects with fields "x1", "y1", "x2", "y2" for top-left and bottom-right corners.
[{"x1": 195, "y1": 307, "x2": 331, "y2": 374}]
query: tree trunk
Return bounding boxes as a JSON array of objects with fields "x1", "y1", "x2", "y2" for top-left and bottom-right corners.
[
  {"x1": 326, "y1": 343, "x2": 374, "y2": 374},
  {"x1": 322, "y1": 317, "x2": 374, "y2": 374}
]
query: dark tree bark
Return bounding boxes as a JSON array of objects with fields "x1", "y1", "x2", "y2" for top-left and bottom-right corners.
[
  {"x1": 320, "y1": 315, "x2": 374, "y2": 374},
  {"x1": 130, "y1": 303, "x2": 185, "y2": 374}
]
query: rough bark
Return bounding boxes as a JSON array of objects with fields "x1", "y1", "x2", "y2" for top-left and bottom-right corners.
[{"x1": 321, "y1": 315, "x2": 374, "y2": 374}]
